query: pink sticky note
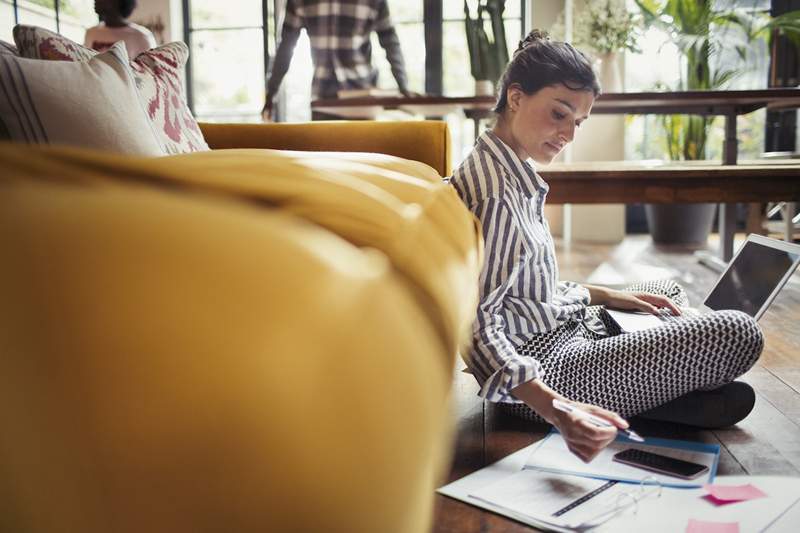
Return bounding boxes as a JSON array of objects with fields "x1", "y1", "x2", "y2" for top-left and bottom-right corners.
[
  {"x1": 686, "y1": 518, "x2": 740, "y2": 533},
  {"x1": 703, "y1": 483, "x2": 767, "y2": 504}
]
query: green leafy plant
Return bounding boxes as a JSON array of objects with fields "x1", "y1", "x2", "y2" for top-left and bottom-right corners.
[
  {"x1": 549, "y1": 0, "x2": 642, "y2": 58},
  {"x1": 582, "y1": 0, "x2": 643, "y2": 55},
  {"x1": 464, "y1": 0, "x2": 509, "y2": 83},
  {"x1": 636, "y1": 0, "x2": 800, "y2": 161}
]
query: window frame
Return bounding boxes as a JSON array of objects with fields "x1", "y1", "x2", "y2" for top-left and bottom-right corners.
[
  {"x1": 181, "y1": 0, "x2": 529, "y2": 118},
  {"x1": 181, "y1": 0, "x2": 272, "y2": 115},
  {"x1": 7, "y1": 0, "x2": 68, "y2": 33}
]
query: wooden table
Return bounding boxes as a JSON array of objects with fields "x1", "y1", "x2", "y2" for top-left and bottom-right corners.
[
  {"x1": 313, "y1": 89, "x2": 800, "y2": 270},
  {"x1": 538, "y1": 161, "x2": 800, "y2": 205}
]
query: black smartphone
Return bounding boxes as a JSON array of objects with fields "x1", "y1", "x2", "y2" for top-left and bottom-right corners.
[{"x1": 612, "y1": 448, "x2": 709, "y2": 479}]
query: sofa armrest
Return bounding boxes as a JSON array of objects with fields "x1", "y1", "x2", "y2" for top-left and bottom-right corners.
[{"x1": 198, "y1": 120, "x2": 452, "y2": 176}]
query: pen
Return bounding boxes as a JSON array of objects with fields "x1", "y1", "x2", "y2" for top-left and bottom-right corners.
[{"x1": 552, "y1": 399, "x2": 645, "y2": 443}]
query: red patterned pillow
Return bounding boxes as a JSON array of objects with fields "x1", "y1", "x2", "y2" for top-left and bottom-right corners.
[{"x1": 13, "y1": 25, "x2": 209, "y2": 154}]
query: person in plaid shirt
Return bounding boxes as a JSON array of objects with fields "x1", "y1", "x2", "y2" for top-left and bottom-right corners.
[{"x1": 262, "y1": 0, "x2": 411, "y2": 120}]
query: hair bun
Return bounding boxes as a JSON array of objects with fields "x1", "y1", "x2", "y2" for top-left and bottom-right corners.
[{"x1": 515, "y1": 29, "x2": 550, "y2": 55}]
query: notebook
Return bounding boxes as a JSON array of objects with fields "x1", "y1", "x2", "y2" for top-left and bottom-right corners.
[
  {"x1": 523, "y1": 430, "x2": 719, "y2": 488},
  {"x1": 606, "y1": 234, "x2": 800, "y2": 333}
]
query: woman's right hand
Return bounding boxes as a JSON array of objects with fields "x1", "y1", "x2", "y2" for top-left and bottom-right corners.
[
  {"x1": 512, "y1": 379, "x2": 628, "y2": 463},
  {"x1": 549, "y1": 401, "x2": 625, "y2": 462}
]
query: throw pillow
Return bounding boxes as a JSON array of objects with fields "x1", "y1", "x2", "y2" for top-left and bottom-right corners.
[
  {"x1": 0, "y1": 42, "x2": 165, "y2": 156},
  {"x1": 13, "y1": 25, "x2": 210, "y2": 154}
]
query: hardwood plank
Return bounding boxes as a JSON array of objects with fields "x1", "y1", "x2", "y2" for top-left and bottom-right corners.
[
  {"x1": 746, "y1": 366, "x2": 800, "y2": 424},
  {"x1": 727, "y1": 367, "x2": 800, "y2": 474},
  {"x1": 432, "y1": 367, "x2": 485, "y2": 533},
  {"x1": 712, "y1": 387, "x2": 800, "y2": 476},
  {"x1": 757, "y1": 275, "x2": 800, "y2": 393}
]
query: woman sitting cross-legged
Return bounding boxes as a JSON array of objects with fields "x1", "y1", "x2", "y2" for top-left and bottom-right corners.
[{"x1": 449, "y1": 29, "x2": 764, "y2": 462}]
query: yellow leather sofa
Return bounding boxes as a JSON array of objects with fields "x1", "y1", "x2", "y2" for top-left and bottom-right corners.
[{"x1": 0, "y1": 121, "x2": 481, "y2": 533}]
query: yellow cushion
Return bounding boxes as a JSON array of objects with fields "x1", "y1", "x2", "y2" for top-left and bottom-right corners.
[
  {"x1": 199, "y1": 120, "x2": 453, "y2": 177},
  {"x1": 0, "y1": 143, "x2": 481, "y2": 533}
]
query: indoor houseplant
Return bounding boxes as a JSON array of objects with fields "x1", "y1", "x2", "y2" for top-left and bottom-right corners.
[
  {"x1": 636, "y1": 0, "x2": 800, "y2": 245},
  {"x1": 551, "y1": 0, "x2": 642, "y2": 91},
  {"x1": 464, "y1": 0, "x2": 509, "y2": 96}
]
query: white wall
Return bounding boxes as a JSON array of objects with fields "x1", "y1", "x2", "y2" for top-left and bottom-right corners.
[
  {"x1": 133, "y1": 0, "x2": 182, "y2": 44},
  {"x1": 531, "y1": 0, "x2": 566, "y2": 236},
  {"x1": 1, "y1": 0, "x2": 17, "y2": 42},
  {"x1": 531, "y1": 0, "x2": 626, "y2": 243}
]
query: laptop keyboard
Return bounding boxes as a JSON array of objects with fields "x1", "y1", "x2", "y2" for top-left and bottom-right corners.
[{"x1": 657, "y1": 308, "x2": 699, "y2": 322}]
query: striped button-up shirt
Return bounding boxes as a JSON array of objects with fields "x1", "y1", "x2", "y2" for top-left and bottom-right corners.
[
  {"x1": 275, "y1": 0, "x2": 408, "y2": 98},
  {"x1": 449, "y1": 131, "x2": 591, "y2": 403}
]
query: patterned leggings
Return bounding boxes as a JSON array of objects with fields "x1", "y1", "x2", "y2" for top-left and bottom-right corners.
[{"x1": 503, "y1": 280, "x2": 764, "y2": 422}]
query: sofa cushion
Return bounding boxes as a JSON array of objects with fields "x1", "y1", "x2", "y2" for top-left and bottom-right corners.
[
  {"x1": 0, "y1": 40, "x2": 17, "y2": 55},
  {"x1": 0, "y1": 142, "x2": 482, "y2": 533},
  {"x1": 0, "y1": 42, "x2": 165, "y2": 155},
  {"x1": 13, "y1": 25, "x2": 209, "y2": 154}
]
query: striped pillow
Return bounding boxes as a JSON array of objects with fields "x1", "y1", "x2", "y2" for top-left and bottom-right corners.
[
  {"x1": 13, "y1": 25, "x2": 209, "y2": 155},
  {"x1": 0, "y1": 42, "x2": 165, "y2": 156}
]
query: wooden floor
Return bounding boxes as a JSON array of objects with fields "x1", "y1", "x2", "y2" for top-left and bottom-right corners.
[{"x1": 433, "y1": 234, "x2": 800, "y2": 532}]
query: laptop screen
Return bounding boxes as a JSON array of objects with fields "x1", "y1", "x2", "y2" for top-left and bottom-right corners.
[{"x1": 705, "y1": 239, "x2": 800, "y2": 317}]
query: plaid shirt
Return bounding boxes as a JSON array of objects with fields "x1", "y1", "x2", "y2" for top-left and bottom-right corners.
[{"x1": 268, "y1": 0, "x2": 408, "y2": 99}]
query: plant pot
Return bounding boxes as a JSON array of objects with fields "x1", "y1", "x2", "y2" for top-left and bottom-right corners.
[
  {"x1": 645, "y1": 204, "x2": 717, "y2": 246},
  {"x1": 595, "y1": 52, "x2": 622, "y2": 93},
  {"x1": 474, "y1": 80, "x2": 495, "y2": 96}
]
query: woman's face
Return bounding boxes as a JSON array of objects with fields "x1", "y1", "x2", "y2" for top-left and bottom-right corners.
[{"x1": 505, "y1": 83, "x2": 595, "y2": 164}]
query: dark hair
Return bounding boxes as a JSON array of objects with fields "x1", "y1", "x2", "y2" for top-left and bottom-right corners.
[
  {"x1": 119, "y1": 0, "x2": 137, "y2": 19},
  {"x1": 494, "y1": 29, "x2": 600, "y2": 114}
]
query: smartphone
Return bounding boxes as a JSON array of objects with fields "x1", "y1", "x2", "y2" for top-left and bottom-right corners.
[{"x1": 612, "y1": 448, "x2": 709, "y2": 479}]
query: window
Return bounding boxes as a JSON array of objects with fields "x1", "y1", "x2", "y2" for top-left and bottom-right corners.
[
  {"x1": 183, "y1": 0, "x2": 274, "y2": 123},
  {"x1": 2, "y1": 0, "x2": 96, "y2": 43},
  {"x1": 624, "y1": 0, "x2": 771, "y2": 161},
  {"x1": 370, "y1": 1, "x2": 526, "y2": 96},
  {"x1": 182, "y1": 0, "x2": 528, "y2": 123},
  {"x1": 441, "y1": 0, "x2": 523, "y2": 96},
  {"x1": 370, "y1": 1, "x2": 425, "y2": 94}
]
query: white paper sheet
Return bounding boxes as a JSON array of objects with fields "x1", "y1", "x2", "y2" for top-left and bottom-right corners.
[
  {"x1": 605, "y1": 308, "x2": 701, "y2": 332},
  {"x1": 470, "y1": 469, "x2": 655, "y2": 530},
  {"x1": 605, "y1": 309, "x2": 665, "y2": 332},
  {"x1": 438, "y1": 441, "x2": 800, "y2": 533},
  {"x1": 595, "y1": 478, "x2": 800, "y2": 532}
]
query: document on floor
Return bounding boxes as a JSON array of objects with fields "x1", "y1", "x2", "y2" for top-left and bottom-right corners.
[
  {"x1": 524, "y1": 430, "x2": 719, "y2": 488},
  {"x1": 469, "y1": 468, "x2": 661, "y2": 531},
  {"x1": 438, "y1": 442, "x2": 800, "y2": 533}
]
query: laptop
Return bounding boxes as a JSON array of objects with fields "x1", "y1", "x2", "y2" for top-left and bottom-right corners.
[{"x1": 605, "y1": 234, "x2": 800, "y2": 333}]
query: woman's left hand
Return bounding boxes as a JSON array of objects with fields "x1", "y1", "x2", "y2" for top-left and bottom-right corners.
[{"x1": 603, "y1": 289, "x2": 682, "y2": 316}]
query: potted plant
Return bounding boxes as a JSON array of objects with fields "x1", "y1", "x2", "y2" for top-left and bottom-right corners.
[
  {"x1": 464, "y1": 0, "x2": 509, "y2": 96},
  {"x1": 635, "y1": 0, "x2": 800, "y2": 245},
  {"x1": 554, "y1": 0, "x2": 642, "y2": 91},
  {"x1": 586, "y1": 1, "x2": 642, "y2": 91}
]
